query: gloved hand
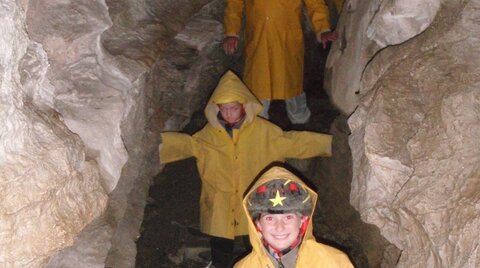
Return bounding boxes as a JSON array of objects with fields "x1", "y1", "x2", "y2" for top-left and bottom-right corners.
[
  {"x1": 316, "y1": 31, "x2": 339, "y2": 49},
  {"x1": 223, "y1": 36, "x2": 239, "y2": 55}
]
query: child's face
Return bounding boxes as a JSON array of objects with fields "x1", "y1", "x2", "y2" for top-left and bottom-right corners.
[
  {"x1": 218, "y1": 102, "x2": 245, "y2": 125},
  {"x1": 255, "y1": 213, "x2": 307, "y2": 251}
]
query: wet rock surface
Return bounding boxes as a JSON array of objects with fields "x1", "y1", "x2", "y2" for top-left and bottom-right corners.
[{"x1": 335, "y1": 0, "x2": 480, "y2": 267}]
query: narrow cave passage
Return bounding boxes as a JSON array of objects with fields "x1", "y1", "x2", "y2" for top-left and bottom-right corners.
[
  {"x1": 4, "y1": 1, "x2": 477, "y2": 267},
  {"x1": 134, "y1": 39, "x2": 384, "y2": 267}
]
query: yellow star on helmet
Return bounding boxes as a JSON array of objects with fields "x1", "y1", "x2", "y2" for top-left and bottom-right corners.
[{"x1": 269, "y1": 190, "x2": 287, "y2": 207}]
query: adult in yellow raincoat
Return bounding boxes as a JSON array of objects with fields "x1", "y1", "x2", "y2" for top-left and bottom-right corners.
[
  {"x1": 235, "y1": 165, "x2": 354, "y2": 268},
  {"x1": 159, "y1": 70, "x2": 332, "y2": 267},
  {"x1": 223, "y1": 0, "x2": 339, "y2": 124}
]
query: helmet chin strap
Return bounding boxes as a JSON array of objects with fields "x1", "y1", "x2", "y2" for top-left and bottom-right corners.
[{"x1": 259, "y1": 216, "x2": 310, "y2": 258}]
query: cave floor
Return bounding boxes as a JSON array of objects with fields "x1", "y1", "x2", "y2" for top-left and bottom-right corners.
[{"x1": 135, "y1": 78, "x2": 339, "y2": 267}]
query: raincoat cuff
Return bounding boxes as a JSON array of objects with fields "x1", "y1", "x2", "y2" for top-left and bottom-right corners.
[
  {"x1": 158, "y1": 143, "x2": 163, "y2": 162},
  {"x1": 315, "y1": 29, "x2": 332, "y2": 43},
  {"x1": 315, "y1": 29, "x2": 332, "y2": 36},
  {"x1": 325, "y1": 141, "x2": 332, "y2": 156}
]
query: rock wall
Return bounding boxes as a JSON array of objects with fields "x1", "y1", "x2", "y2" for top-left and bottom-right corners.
[
  {"x1": 0, "y1": 1, "x2": 107, "y2": 267},
  {"x1": 1, "y1": 0, "x2": 230, "y2": 267},
  {"x1": 325, "y1": 0, "x2": 440, "y2": 114},
  {"x1": 328, "y1": 0, "x2": 480, "y2": 267},
  {"x1": 104, "y1": 1, "x2": 233, "y2": 267},
  {"x1": 309, "y1": 116, "x2": 400, "y2": 268}
]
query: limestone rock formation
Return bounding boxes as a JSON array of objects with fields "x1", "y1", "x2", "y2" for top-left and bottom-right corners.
[
  {"x1": 325, "y1": 0, "x2": 441, "y2": 114},
  {"x1": 104, "y1": 1, "x2": 232, "y2": 267},
  {"x1": 0, "y1": 1, "x2": 107, "y2": 267},
  {"x1": 328, "y1": 0, "x2": 480, "y2": 267},
  {"x1": 25, "y1": 0, "x2": 130, "y2": 193},
  {"x1": 2, "y1": 0, "x2": 231, "y2": 267},
  {"x1": 309, "y1": 116, "x2": 400, "y2": 268}
]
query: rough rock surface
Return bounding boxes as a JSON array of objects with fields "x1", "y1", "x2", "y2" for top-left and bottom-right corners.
[
  {"x1": 309, "y1": 116, "x2": 400, "y2": 268},
  {"x1": 0, "y1": 1, "x2": 108, "y2": 267},
  {"x1": 329, "y1": 0, "x2": 480, "y2": 267},
  {"x1": 2, "y1": 0, "x2": 232, "y2": 266},
  {"x1": 325, "y1": 0, "x2": 441, "y2": 114},
  {"x1": 104, "y1": 1, "x2": 234, "y2": 267}
]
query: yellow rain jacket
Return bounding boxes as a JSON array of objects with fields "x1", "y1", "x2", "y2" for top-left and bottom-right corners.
[
  {"x1": 235, "y1": 166, "x2": 354, "y2": 268},
  {"x1": 224, "y1": 0, "x2": 331, "y2": 100},
  {"x1": 160, "y1": 71, "x2": 332, "y2": 239}
]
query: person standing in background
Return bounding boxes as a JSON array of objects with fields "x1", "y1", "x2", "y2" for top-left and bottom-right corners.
[{"x1": 223, "y1": 0, "x2": 339, "y2": 125}]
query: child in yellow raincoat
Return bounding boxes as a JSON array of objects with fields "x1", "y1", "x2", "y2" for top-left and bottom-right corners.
[
  {"x1": 159, "y1": 70, "x2": 333, "y2": 267},
  {"x1": 235, "y1": 165, "x2": 354, "y2": 268}
]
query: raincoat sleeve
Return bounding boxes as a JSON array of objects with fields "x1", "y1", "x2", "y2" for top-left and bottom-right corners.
[
  {"x1": 304, "y1": 0, "x2": 332, "y2": 34},
  {"x1": 224, "y1": 0, "x2": 244, "y2": 36},
  {"x1": 159, "y1": 132, "x2": 199, "y2": 164},
  {"x1": 280, "y1": 131, "x2": 332, "y2": 159}
]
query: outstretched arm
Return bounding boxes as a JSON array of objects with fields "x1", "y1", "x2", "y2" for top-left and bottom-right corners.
[
  {"x1": 159, "y1": 132, "x2": 198, "y2": 164},
  {"x1": 279, "y1": 131, "x2": 333, "y2": 159}
]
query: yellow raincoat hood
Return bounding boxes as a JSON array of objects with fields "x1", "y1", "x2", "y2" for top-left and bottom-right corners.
[
  {"x1": 236, "y1": 166, "x2": 354, "y2": 268},
  {"x1": 204, "y1": 70, "x2": 263, "y2": 129}
]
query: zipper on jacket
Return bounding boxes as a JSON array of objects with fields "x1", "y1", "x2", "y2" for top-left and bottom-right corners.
[{"x1": 276, "y1": 257, "x2": 285, "y2": 268}]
